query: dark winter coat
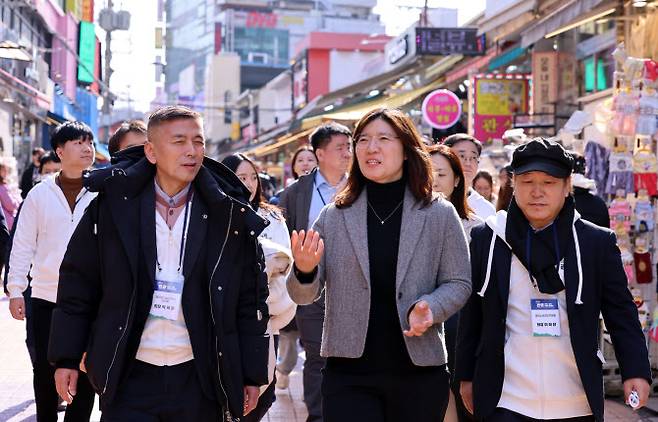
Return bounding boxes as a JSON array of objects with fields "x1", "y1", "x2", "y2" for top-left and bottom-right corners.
[
  {"x1": 455, "y1": 215, "x2": 651, "y2": 421},
  {"x1": 48, "y1": 148, "x2": 270, "y2": 419}
]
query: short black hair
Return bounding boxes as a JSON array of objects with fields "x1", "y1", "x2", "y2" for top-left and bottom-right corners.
[
  {"x1": 50, "y1": 121, "x2": 93, "y2": 151},
  {"x1": 147, "y1": 106, "x2": 202, "y2": 137},
  {"x1": 39, "y1": 150, "x2": 60, "y2": 171},
  {"x1": 32, "y1": 147, "x2": 45, "y2": 156},
  {"x1": 309, "y1": 122, "x2": 351, "y2": 151},
  {"x1": 108, "y1": 120, "x2": 147, "y2": 155},
  {"x1": 443, "y1": 133, "x2": 483, "y2": 156}
]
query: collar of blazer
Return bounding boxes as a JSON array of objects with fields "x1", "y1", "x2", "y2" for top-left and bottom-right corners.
[{"x1": 341, "y1": 186, "x2": 432, "y2": 289}]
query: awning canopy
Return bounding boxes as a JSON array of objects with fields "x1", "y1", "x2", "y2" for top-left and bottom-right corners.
[
  {"x1": 488, "y1": 46, "x2": 527, "y2": 71},
  {"x1": 477, "y1": 0, "x2": 537, "y2": 36},
  {"x1": 249, "y1": 128, "x2": 315, "y2": 158},
  {"x1": 0, "y1": 41, "x2": 32, "y2": 61},
  {"x1": 520, "y1": 0, "x2": 614, "y2": 48},
  {"x1": 301, "y1": 78, "x2": 446, "y2": 130}
]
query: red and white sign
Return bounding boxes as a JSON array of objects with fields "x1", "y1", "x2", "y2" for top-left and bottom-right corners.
[{"x1": 422, "y1": 89, "x2": 462, "y2": 129}]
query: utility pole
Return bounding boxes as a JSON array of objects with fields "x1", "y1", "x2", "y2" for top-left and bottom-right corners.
[{"x1": 103, "y1": 0, "x2": 113, "y2": 117}]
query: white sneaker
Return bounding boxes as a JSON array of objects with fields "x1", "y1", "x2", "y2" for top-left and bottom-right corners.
[{"x1": 275, "y1": 370, "x2": 289, "y2": 389}]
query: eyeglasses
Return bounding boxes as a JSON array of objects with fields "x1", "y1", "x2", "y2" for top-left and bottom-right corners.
[
  {"x1": 457, "y1": 153, "x2": 480, "y2": 164},
  {"x1": 355, "y1": 134, "x2": 399, "y2": 149}
]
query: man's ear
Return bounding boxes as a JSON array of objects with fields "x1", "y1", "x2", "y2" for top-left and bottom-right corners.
[{"x1": 144, "y1": 141, "x2": 157, "y2": 165}]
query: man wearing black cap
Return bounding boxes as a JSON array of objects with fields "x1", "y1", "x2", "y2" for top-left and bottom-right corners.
[{"x1": 455, "y1": 138, "x2": 651, "y2": 421}]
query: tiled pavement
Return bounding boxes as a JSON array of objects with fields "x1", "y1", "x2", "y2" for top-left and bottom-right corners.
[{"x1": 0, "y1": 295, "x2": 654, "y2": 421}]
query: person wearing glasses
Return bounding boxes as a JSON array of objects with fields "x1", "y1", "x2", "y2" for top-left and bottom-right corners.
[
  {"x1": 278, "y1": 121, "x2": 352, "y2": 422},
  {"x1": 443, "y1": 134, "x2": 496, "y2": 220},
  {"x1": 287, "y1": 108, "x2": 471, "y2": 421}
]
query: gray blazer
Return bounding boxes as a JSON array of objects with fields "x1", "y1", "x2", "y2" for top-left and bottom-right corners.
[{"x1": 287, "y1": 187, "x2": 472, "y2": 366}]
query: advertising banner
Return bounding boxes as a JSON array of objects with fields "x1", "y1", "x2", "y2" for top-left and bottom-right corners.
[
  {"x1": 472, "y1": 74, "x2": 530, "y2": 143},
  {"x1": 422, "y1": 89, "x2": 462, "y2": 129}
]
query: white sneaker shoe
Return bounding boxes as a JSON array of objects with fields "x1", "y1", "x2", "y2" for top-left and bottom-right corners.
[{"x1": 275, "y1": 370, "x2": 289, "y2": 389}]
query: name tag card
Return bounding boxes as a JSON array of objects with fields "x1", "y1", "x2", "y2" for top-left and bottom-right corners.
[
  {"x1": 531, "y1": 298, "x2": 561, "y2": 337},
  {"x1": 150, "y1": 273, "x2": 184, "y2": 321}
]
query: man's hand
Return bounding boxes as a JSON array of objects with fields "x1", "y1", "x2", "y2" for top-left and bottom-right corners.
[
  {"x1": 460, "y1": 381, "x2": 474, "y2": 414},
  {"x1": 291, "y1": 230, "x2": 324, "y2": 273},
  {"x1": 624, "y1": 378, "x2": 650, "y2": 410},
  {"x1": 9, "y1": 297, "x2": 25, "y2": 320},
  {"x1": 243, "y1": 385, "x2": 260, "y2": 416},
  {"x1": 403, "y1": 300, "x2": 433, "y2": 337},
  {"x1": 54, "y1": 368, "x2": 78, "y2": 405}
]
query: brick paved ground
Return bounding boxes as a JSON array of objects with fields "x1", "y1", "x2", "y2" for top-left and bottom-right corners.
[{"x1": 0, "y1": 295, "x2": 654, "y2": 421}]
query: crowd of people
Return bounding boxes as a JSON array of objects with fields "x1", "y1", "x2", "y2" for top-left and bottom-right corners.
[{"x1": 1, "y1": 105, "x2": 653, "y2": 422}]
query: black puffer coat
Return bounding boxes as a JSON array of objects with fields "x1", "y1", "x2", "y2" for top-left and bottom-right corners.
[{"x1": 48, "y1": 147, "x2": 270, "y2": 419}]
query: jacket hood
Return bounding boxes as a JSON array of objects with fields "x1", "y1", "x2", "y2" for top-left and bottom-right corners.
[
  {"x1": 479, "y1": 205, "x2": 585, "y2": 305},
  {"x1": 83, "y1": 145, "x2": 266, "y2": 233},
  {"x1": 85, "y1": 145, "x2": 251, "y2": 203}
]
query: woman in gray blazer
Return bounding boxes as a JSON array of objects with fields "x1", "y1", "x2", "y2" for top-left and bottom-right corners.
[{"x1": 287, "y1": 108, "x2": 472, "y2": 421}]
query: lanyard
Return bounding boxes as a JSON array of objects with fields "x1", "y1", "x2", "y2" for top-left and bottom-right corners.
[
  {"x1": 156, "y1": 189, "x2": 193, "y2": 275},
  {"x1": 314, "y1": 173, "x2": 327, "y2": 206}
]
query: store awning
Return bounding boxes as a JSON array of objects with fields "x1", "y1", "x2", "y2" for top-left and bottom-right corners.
[
  {"x1": 488, "y1": 46, "x2": 527, "y2": 71},
  {"x1": 0, "y1": 41, "x2": 32, "y2": 61},
  {"x1": 445, "y1": 49, "x2": 498, "y2": 84},
  {"x1": 249, "y1": 128, "x2": 315, "y2": 158},
  {"x1": 520, "y1": 0, "x2": 615, "y2": 48},
  {"x1": 477, "y1": 0, "x2": 537, "y2": 36},
  {"x1": 424, "y1": 55, "x2": 464, "y2": 80},
  {"x1": 300, "y1": 78, "x2": 446, "y2": 130}
]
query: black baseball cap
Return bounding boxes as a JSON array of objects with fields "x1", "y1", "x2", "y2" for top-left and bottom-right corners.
[{"x1": 511, "y1": 138, "x2": 574, "y2": 178}]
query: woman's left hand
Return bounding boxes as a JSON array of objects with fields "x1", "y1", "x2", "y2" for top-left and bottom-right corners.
[{"x1": 403, "y1": 300, "x2": 433, "y2": 337}]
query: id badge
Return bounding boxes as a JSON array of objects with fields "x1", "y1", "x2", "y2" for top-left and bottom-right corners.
[
  {"x1": 530, "y1": 299, "x2": 561, "y2": 337},
  {"x1": 150, "y1": 273, "x2": 184, "y2": 321}
]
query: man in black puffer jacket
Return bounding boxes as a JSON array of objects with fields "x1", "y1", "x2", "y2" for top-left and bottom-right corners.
[{"x1": 48, "y1": 106, "x2": 270, "y2": 421}]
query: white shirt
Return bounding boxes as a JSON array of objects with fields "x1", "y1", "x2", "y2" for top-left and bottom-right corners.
[
  {"x1": 7, "y1": 175, "x2": 97, "y2": 303},
  {"x1": 136, "y1": 199, "x2": 194, "y2": 366},
  {"x1": 468, "y1": 189, "x2": 496, "y2": 220},
  {"x1": 497, "y1": 255, "x2": 592, "y2": 419}
]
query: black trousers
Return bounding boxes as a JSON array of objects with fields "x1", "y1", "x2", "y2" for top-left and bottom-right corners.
[
  {"x1": 101, "y1": 360, "x2": 220, "y2": 422},
  {"x1": 32, "y1": 298, "x2": 95, "y2": 422},
  {"x1": 321, "y1": 366, "x2": 450, "y2": 422},
  {"x1": 484, "y1": 408, "x2": 596, "y2": 422},
  {"x1": 444, "y1": 313, "x2": 476, "y2": 422},
  {"x1": 297, "y1": 314, "x2": 325, "y2": 422}
]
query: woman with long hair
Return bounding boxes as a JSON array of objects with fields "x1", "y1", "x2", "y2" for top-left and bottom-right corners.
[
  {"x1": 427, "y1": 144, "x2": 482, "y2": 422},
  {"x1": 287, "y1": 108, "x2": 471, "y2": 421},
  {"x1": 0, "y1": 156, "x2": 22, "y2": 230},
  {"x1": 291, "y1": 146, "x2": 318, "y2": 180},
  {"x1": 428, "y1": 145, "x2": 482, "y2": 238},
  {"x1": 221, "y1": 153, "x2": 296, "y2": 422}
]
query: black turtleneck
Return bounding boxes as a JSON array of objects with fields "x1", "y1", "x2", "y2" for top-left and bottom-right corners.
[{"x1": 327, "y1": 176, "x2": 421, "y2": 374}]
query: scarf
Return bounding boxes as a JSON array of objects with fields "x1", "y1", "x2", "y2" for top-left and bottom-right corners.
[{"x1": 505, "y1": 196, "x2": 575, "y2": 294}]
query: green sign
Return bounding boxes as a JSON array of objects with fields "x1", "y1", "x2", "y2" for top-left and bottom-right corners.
[{"x1": 77, "y1": 21, "x2": 96, "y2": 84}]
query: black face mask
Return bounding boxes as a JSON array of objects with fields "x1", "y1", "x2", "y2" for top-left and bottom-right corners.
[{"x1": 505, "y1": 196, "x2": 575, "y2": 294}]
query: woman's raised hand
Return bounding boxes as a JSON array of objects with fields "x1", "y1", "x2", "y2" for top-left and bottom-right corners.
[{"x1": 291, "y1": 229, "x2": 324, "y2": 273}]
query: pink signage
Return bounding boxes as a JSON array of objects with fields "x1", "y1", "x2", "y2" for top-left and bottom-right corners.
[{"x1": 422, "y1": 89, "x2": 462, "y2": 130}]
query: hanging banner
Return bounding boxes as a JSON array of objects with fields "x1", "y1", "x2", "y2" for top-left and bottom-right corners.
[
  {"x1": 422, "y1": 89, "x2": 462, "y2": 129},
  {"x1": 472, "y1": 74, "x2": 530, "y2": 143}
]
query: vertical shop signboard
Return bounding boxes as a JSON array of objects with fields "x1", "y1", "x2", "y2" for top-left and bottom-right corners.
[
  {"x1": 532, "y1": 52, "x2": 578, "y2": 114},
  {"x1": 472, "y1": 74, "x2": 530, "y2": 144},
  {"x1": 532, "y1": 52, "x2": 558, "y2": 114}
]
